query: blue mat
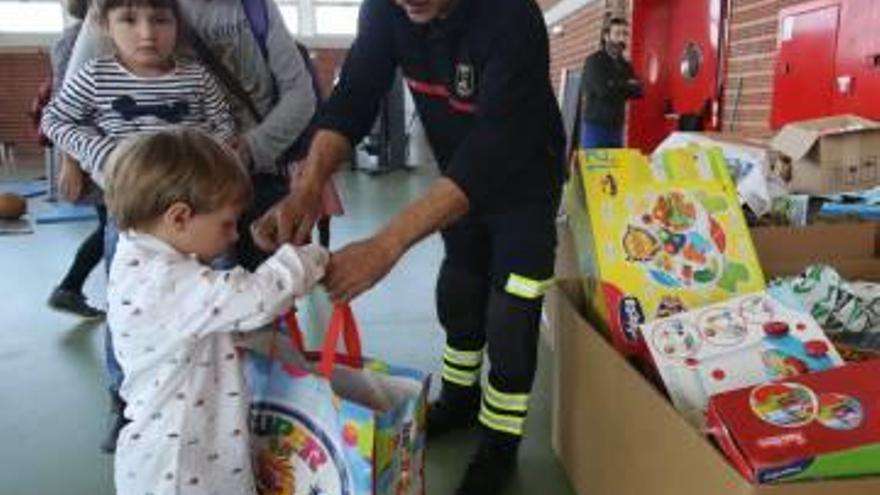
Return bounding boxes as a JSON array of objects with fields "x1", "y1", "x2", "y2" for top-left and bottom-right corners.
[
  {"x1": 0, "y1": 179, "x2": 48, "y2": 198},
  {"x1": 821, "y1": 203, "x2": 880, "y2": 221},
  {"x1": 35, "y1": 203, "x2": 98, "y2": 224}
]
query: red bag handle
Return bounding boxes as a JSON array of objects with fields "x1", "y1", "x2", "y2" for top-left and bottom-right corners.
[
  {"x1": 272, "y1": 304, "x2": 364, "y2": 378},
  {"x1": 283, "y1": 311, "x2": 306, "y2": 351},
  {"x1": 318, "y1": 303, "x2": 363, "y2": 378}
]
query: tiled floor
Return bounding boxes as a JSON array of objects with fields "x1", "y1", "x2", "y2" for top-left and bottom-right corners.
[{"x1": 0, "y1": 167, "x2": 574, "y2": 495}]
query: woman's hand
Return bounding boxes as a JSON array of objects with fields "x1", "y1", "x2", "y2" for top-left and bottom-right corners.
[{"x1": 59, "y1": 154, "x2": 85, "y2": 202}]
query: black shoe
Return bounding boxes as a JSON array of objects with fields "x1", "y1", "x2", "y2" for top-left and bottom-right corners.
[
  {"x1": 455, "y1": 435, "x2": 519, "y2": 495},
  {"x1": 427, "y1": 383, "x2": 481, "y2": 440},
  {"x1": 48, "y1": 287, "x2": 105, "y2": 319},
  {"x1": 100, "y1": 393, "x2": 129, "y2": 454}
]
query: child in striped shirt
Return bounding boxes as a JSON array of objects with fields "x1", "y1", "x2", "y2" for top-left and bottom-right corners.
[{"x1": 41, "y1": 0, "x2": 235, "y2": 190}]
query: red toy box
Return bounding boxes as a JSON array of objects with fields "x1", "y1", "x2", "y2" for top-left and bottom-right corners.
[{"x1": 707, "y1": 361, "x2": 880, "y2": 484}]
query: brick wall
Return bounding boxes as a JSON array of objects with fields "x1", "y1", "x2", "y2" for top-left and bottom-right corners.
[
  {"x1": 547, "y1": 2, "x2": 606, "y2": 95},
  {"x1": 0, "y1": 50, "x2": 51, "y2": 165},
  {"x1": 723, "y1": 0, "x2": 813, "y2": 138}
]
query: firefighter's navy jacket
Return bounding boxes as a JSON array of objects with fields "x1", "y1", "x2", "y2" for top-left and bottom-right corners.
[{"x1": 319, "y1": 0, "x2": 565, "y2": 211}]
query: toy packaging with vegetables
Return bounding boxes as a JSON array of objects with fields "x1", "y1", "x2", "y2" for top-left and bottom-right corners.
[{"x1": 564, "y1": 148, "x2": 766, "y2": 359}]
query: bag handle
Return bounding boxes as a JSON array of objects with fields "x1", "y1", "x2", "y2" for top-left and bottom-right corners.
[
  {"x1": 268, "y1": 310, "x2": 305, "y2": 362},
  {"x1": 271, "y1": 304, "x2": 364, "y2": 378},
  {"x1": 318, "y1": 304, "x2": 364, "y2": 378},
  {"x1": 241, "y1": 0, "x2": 270, "y2": 61}
]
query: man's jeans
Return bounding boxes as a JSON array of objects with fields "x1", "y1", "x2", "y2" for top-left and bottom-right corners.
[{"x1": 580, "y1": 122, "x2": 624, "y2": 149}]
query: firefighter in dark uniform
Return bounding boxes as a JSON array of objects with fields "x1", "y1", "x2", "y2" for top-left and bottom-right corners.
[{"x1": 254, "y1": 0, "x2": 564, "y2": 492}]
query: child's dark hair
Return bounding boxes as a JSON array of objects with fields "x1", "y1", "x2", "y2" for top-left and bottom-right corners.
[{"x1": 97, "y1": 0, "x2": 181, "y2": 22}]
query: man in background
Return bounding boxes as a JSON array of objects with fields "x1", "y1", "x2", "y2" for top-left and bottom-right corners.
[{"x1": 579, "y1": 17, "x2": 642, "y2": 148}]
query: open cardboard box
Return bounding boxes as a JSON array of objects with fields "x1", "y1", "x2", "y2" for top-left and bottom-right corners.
[
  {"x1": 549, "y1": 279, "x2": 880, "y2": 495},
  {"x1": 769, "y1": 115, "x2": 880, "y2": 195},
  {"x1": 548, "y1": 224, "x2": 880, "y2": 495},
  {"x1": 750, "y1": 222, "x2": 880, "y2": 280}
]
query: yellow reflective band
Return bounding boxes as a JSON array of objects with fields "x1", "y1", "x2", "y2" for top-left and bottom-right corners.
[
  {"x1": 484, "y1": 383, "x2": 529, "y2": 413},
  {"x1": 443, "y1": 345, "x2": 484, "y2": 368},
  {"x1": 504, "y1": 274, "x2": 552, "y2": 300},
  {"x1": 442, "y1": 365, "x2": 480, "y2": 387},
  {"x1": 479, "y1": 407, "x2": 525, "y2": 437}
]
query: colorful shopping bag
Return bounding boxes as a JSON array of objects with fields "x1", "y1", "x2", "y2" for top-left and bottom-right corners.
[{"x1": 245, "y1": 304, "x2": 430, "y2": 495}]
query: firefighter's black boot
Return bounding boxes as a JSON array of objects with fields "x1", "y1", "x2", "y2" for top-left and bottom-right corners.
[
  {"x1": 455, "y1": 428, "x2": 519, "y2": 495},
  {"x1": 426, "y1": 381, "x2": 481, "y2": 440}
]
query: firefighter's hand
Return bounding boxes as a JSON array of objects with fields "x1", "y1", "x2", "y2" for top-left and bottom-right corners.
[
  {"x1": 59, "y1": 155, "x2": 85, "y2": 202},
  {"x1": 251, "y1": 185, "x2": 323, "y2": 251},
  {"x1": 323, "y1": 234, "x2": 403, "y2": 302}
]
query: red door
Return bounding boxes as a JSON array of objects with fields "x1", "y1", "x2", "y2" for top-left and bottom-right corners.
[
  {"x1": 771, "y1": 2, "x2": 840, "y2": 128},
  {"x1": 832, "y1": 0, "x2": 880, "y2": 119},
  {"x1": 628, "y1": 0, "x2": 725, "y2": 153}
]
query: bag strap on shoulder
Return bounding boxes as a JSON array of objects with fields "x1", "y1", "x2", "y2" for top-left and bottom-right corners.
[
  {"x1": 182, "y1": 0, "x2": 270, "y2": 123},
  {"x1": 242, "y1": 0, "x2": 270, "y2": 60},
  {"x1": 184, "y1": 26, "x2": 264, "y2": 123}
]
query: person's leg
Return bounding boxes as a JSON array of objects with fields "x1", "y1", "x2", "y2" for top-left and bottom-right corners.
[
  {"x1": 103, "y1": 214, "x2": 119, "y2": 274},
  {"x1": 609, "y1": 127, "x2": 625, "y2": 148},
  {"x1": 580, "y1": 122, "x2": 605, "y2": 148},
  {"x1": 100, "y1": 215, "x2": 126, "y2": 453},
  {"x1": 455, "y1": 202, "x2": 557, "y2": 495},
  {"x1": 49, "y1": 205, "x2": 107, "y2": 318},
  {"x1": 58, "y1": 205, "x2": 106, "y2": 291},
  {"x1": 429, "y1": 216, "x2": 491, "y2": 438},
  {"x1": 317, "y1": 216, "x2": 331, "y2": 248},
  {"x1": 580, "y1": 122, "x2": 623, "y2": 149}
]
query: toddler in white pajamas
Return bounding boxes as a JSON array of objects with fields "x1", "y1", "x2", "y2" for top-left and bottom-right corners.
[{"x1": 104, "y1": 128, "x2": 328, "y2": 495}]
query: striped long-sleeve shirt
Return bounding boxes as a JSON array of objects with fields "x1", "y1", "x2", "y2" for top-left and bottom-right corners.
[{"x1": 41, "y1": 56, "x2": 235, "y2": 188}]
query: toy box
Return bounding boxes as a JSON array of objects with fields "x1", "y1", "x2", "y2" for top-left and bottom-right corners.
[
  {"x1": 549, "y1": 277, "x2": 880, "y2": 495},
  {"x1": 707, "y1": 360, "x2": 880, "y2": 484},
  {"x1": 564, "y1": 149, "x2": 766, "y2": 358},
  {"x1": 640, "y1": 292, "x2": 844, "y2": 427}
]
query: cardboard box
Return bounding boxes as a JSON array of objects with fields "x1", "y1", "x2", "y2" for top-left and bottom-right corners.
[
  {"x1": 541, "y1": 217, "x2": 578, "y2": 351},
  {"x1": 565, "y1": 149, "x2": 765, "y2": 359},
  {"x1": 707, "y1": 361, "x2": 880, "y2": 484},
  {"x1": 640, "y1": 292, "x2": 844, "y2": 428},
  {"x1": 770, "y1": 115, "x2": 880, "y2": 195},
  {"x1": 750, "y1": 222, "x2": 880, "y2": 280},
  {"x1": 548, "y1": 279, "x2": 880, "y2": 495}
]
